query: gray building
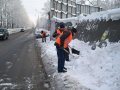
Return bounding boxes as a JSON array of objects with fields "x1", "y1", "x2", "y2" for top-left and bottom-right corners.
[
  {"x1": 76, "y1": 4, "x2": 103, "y2": 16},
  {"x1": 50, "y1": 0, "x2": 102, "y2": 19},
  {"x1": 50, "y1": 0, "x2": 76, "y2": 19}
]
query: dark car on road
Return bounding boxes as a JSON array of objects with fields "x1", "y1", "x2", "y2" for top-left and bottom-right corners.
[
  {"x1": 0, "y1": 28, "x2": 9, "y2": 40},
  {"x1": 20, "y1": 28, "x2": 25, "y2": 32}
]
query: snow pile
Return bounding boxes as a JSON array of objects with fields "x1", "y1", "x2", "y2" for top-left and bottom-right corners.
[
  {"x1": 52, "y1": 16, "x2": 78, "y2": 26},
  {"x1": 8, "y1": 28, "x2": 30, "y2": 34},
  {"x1": 8, "y1": 28, "x2": 21, "y2": 34},
  {"x1": 51, "y1": 8, "x2": 120, "y2": 31},
  {"x1": 79, "y1": 8, "x2": 120, "y2": 21},
  {"x1": 38, "y1": 37, "x2": 120, "y2": 90}
]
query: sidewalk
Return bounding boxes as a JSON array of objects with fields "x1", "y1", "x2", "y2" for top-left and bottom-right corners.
[
  {"x1": 36, "y1": 37, "x2": 90, "y2": 90},
  {"x1": 36, "y1": 34, "x2": 120, "y2": 90}
]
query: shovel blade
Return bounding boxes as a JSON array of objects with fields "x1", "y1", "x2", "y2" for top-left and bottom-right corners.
[{"x1": 72, "y1": 48, "x2": 80, "y2": 55}]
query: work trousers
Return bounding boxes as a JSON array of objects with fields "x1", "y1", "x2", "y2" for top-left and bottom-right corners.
[
  {"x1": 42, "y1": 37, "x2": 46, "y2": 42},
  {"x1": 64, "y1": 47, "x2": 69, "y2": 61},
  {"x1": 56, "y1": 46, "x2": 65, "y2": 72}
]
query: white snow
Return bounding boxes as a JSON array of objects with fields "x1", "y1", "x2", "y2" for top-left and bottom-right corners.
[
  {"x1": 8, "y1": 28, "x2": 22, "y2": 34},
  {"x1": 7, "y1": 28, "x2": 30, "y2": 35},
  {"x1": 51, "y1": 8, "x2": 120, "y2": 27},
  {"x1": 63, "y1": 2, "x2": 67, "y2": 5},
  {"x1": 78, "y1": 8, "x2": 120, "y2": 21},
  {"x1": 37, "y1": 34, "x2": 120, "y2": 90},
  {"x1": 1, "y1": 6, "x2": 119, "y2": 90}
]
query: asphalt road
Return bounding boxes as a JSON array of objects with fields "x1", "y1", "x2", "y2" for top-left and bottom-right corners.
[{"x1": 0, "y1": 29, "x2": 49, "y2": 90}]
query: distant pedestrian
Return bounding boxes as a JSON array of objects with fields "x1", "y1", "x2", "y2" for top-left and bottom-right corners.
[
  {"x1": 53, "y1": 22, "x2": 70, "y2": 61},
  {"x1": 41, "y1": 30, "x2": 47, "y2": 42}
]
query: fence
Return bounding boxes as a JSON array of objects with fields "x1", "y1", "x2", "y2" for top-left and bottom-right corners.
[{"x1": 76, "y1": 19, "x2": 120, "y2": 42}]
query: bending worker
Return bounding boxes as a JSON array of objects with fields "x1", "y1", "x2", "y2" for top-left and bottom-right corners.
[{"x1": 41, "y1": 30, "x2": 47, "y2": 42}]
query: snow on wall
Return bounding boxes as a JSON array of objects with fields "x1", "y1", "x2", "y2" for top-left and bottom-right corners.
[
  {"x1": 52, "y1": 16, "x2": 78, "y2": 26},
  {"x1": 52, "y1": 8, "x2": 120, "y2": 26},
  {"x1": 78, "y1": 8, "x2": 120, "y2": 21},
  {"x1": 50, "y1": 8, "x2": 120, "y2": 41}
]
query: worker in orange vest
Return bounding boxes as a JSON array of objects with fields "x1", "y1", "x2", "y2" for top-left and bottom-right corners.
[
  {"x1": 53, "y1": 22, "x2": 70, "y2": 62},
  {"x1": 54, "y1": 27, "x2": 77, "y2": 73},
  {"x1": 41, "y1": 30, "x2": 47, "y2": 42}
]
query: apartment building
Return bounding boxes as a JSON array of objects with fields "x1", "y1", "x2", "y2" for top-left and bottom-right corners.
[
  {"x1": 50, "y1": 0, "x2": 76, "y2": 19},
  {"x1": 50, "y1": 0, "x2": 102, "y2": 18},
  {"x1": 76, "y1": 4, "x2": 103, "y2": 16}
]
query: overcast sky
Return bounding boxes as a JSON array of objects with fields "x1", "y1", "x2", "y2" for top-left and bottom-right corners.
[{"x1": 21, "y1": 0, "x2": 48, "y2": 23}]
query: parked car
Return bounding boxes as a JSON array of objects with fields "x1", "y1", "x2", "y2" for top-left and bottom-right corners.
[
  {"x1": 0, "y1": 28, "x2": 9, "y2": 40},
  {"x1": 20, "y1": 28, "x2": 25, "y2": 32}
]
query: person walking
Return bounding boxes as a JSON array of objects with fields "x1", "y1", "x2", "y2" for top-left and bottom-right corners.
[{"x1": 54, "y1": 27, "x2": 77, "y2": 73}]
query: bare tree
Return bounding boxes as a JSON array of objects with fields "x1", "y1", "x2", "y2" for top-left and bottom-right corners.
[{"x1": 0, "y1": 0, "x2": 32, "y2": 28}]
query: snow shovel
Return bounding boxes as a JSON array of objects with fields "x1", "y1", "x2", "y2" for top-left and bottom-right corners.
[
  {"x1": 68, "y1": 46, "x2": 80, "y2": 55},
  {"x1": 63, "y1": 46, "x2": 80, "y2": 59},
  {"x1": 64, "y1": 47, "x2": 80, "y2": 55},
  {"x1": 71, "y1": 48, "x2": 80, "y2": 55}
]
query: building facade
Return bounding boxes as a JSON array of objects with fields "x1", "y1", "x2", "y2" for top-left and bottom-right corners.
[
  {"x1": 50, "y1": 0, "x2": 103, "y2": 19},
  {"x1": 76, "y1": 4, "x2": 103, "y2": 16},
  {"x1": 50, "y1": 0, "x2": 76, "y2": 19}
]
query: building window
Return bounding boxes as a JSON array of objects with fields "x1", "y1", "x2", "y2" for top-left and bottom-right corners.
[
  {"x1": 57, "y1": 3, "x2": 61, "y2": 11},
  {"x1": 62, "y1": 13, "x2": 66, "y2": 18},
  {"x1": 68, "y1": 14, "x2": 72, "y2": 18},
  {"x1": 63, "y1": 0, "x2": 67, "y2": 3},
  {"x1": 62, "y1": 4, "x2": 67, "y2": 12},
  {"x1": 68, "y1": 0, "x2": 71, "y2": 4},
  {"x1": 57, "y1": 12, "x2": 61, "y2": 18},
  {"x1": 55, "y1": 1, "x2": 57, "y2": 9},
  {"x1": 51, "y1": 0, "x2": 54, "y2": 8},
  {"x1": 71, "y1": 1, "x2": 76, "y2": 6},
  {"x1": 72, "y1": 7, "x2": 76, "y2": 14},
  {"x1": 68, "y1": 6, "x2": 72, "y2": 13}
]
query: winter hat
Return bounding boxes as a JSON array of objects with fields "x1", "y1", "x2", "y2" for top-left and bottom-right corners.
[{"x1": 59, "y1": 22, "x2": 65, "y2": 28}]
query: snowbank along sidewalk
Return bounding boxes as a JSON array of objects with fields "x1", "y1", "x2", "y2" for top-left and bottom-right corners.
[{"x1": 37, "y1": 34, "x2": 120, "y2": 90}]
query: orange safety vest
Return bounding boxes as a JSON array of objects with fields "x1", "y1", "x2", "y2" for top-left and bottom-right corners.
[
  {"x1": 55, "y1": 31, "x2": 72, "y2": 48},
  {"x1": 55, "y1": 29, "x2": 63, "y2": 38},
  {"x1": 64, "y1": 33, "x2": 72, "y2": 48}
]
